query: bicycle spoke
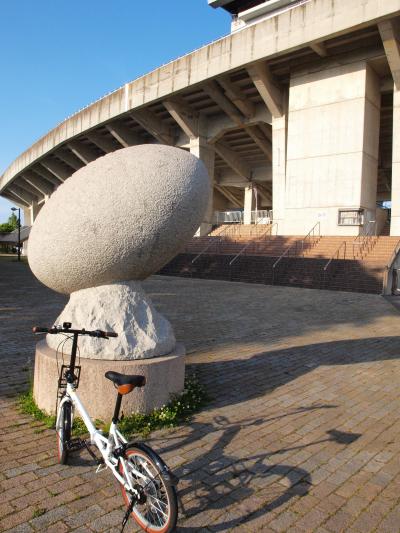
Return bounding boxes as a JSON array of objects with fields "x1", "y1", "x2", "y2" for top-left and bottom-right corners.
[
  {"x1": 150, "y1": 507, "x2": 161, "y2": 526},
  {"x1": 148, "y1": 495, "x2": 168, "y2": 518},
  {"x1": 148, "y1": 503, "x2": 163, "y2": 527},
  {"x1": 132, "y1": 456, "x2": 154, "y2": 481},
  {"x1": 120, "y1": 448, "x2": 176, "y2": 531}
]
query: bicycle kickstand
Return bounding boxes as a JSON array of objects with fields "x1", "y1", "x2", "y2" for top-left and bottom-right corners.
[{"x1": 121, "y1": 495, "x2": 137, "y2": 532}]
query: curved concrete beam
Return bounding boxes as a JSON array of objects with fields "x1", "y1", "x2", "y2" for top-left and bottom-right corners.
[{"x1": 0, "y1": 0, "x2": 398, "y2": 196}]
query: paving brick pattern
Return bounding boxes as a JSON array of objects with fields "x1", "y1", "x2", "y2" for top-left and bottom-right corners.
[{"x1": 1, "y1": 255, "x2": 400, "y2": 532}]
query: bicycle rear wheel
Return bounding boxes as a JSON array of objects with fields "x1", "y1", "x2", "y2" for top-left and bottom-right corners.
[
  {"x1": 119, "y1": 445, "x2": 178, "y2": 533},
  {"x1": 57, "y1": 400, "x2": 72, "y2": 464}
]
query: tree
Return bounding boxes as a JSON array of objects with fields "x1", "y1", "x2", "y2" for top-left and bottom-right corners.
[{"x1": 0, "y1": 213, "x2": 19, "y2": 233}]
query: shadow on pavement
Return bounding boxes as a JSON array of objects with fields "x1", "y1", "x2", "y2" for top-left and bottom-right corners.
[
  {"x1": 187, "y1": 336, "x2": 400, "y2": 409},
  {"x1": 165, "y1": 412, "x2": 361, "y2": 531}
]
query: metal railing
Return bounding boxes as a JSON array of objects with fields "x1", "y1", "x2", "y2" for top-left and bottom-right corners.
[
  {"x1": 382, "y1": 238, "x2": 400, "y2": 294},
  {"x1": 251, "y1": 210, "x2": 273, "y2": 225},
  {"x1": 352, "y1": 220, "x2": 377, "y2": 258},
  {"x1": 271, "y1": 222, "x2": 321, "y2": 284},
  {"x1": 302, "y1": 221, "x2": 321, "y2": 254},
  {"x1": 214, "y1": 211, "x2": 243, "y2": 225},
  {"x1": 213, "y1": 210, "x2": 273, "y2": 225},
  {"x1": 323, "y1": 241, "x2": 346, "y2": 288},
  {"x1": 229, "y1": 223, "x2": 278, "y2": 266},
  {"x1": 191, "y1": 226, "x2": 236, "y2": 265}
]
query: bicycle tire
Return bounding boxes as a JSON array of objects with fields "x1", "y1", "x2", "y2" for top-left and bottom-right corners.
[
  {"x1": 57, "y1": 401, "x2": 72, "y2": 465},
  {"x1": 119, "y1": 445, "x2": 178, "y2": 533}
]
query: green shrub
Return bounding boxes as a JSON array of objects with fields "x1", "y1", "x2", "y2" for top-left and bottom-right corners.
[
  {"x1": 118, "y1": 373, "x2": 209, "y2": 437},
  {"x1": 18, "y1": 374, "x2": 209, "y2": 438}
]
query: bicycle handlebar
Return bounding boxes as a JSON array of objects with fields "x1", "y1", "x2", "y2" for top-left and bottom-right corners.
[
  {"x1": 32, "y1": 325, "x2": 118, "y2": 339},
  {"x1": 32, "y1": 326, "x2": 53, "y2": 334}
]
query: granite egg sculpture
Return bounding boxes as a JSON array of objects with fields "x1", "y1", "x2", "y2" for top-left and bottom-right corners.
[{"x1": 28, "y1": 144, "x2": 210, "y2": 294}]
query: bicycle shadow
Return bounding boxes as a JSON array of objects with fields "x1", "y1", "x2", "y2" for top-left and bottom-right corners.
[
  {"x1": 150, "y1": 409, "x2": 361, "y2": 531},
  {"x1": 66, "y1": 452, "x2": 98, "y2": 468},
  {"x1": 154, "y1": 403, "x2": 337, "y2": 457}
]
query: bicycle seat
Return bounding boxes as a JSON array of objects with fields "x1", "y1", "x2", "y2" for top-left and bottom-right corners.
[{"x1": 105, "y1": 371, "x2": 146, "y2": 389}]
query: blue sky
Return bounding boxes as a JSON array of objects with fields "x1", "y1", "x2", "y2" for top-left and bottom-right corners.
[{"x1": 0, "y1": 0, "x2": 230, "y2": 223}]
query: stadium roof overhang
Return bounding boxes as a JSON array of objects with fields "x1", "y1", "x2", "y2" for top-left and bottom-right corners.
[
  {"x1": 208, "y1": 0, "x2": 295, "y2": 15},
  {"x1": 1, "y1": 0, "x2": 399, "y2": 210}
]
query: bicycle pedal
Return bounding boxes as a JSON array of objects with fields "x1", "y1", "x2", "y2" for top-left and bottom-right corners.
[{"x1": 66, "y1": 438, "x2": 86, "y2": 452}]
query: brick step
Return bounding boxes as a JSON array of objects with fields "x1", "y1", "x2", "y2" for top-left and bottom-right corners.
[
  {"x1": 161, "y1": 272, "x2": 382, "y2": 293},
  {"x1": 186, "y1": 251, "x2": 393, "y2": 258},
  {"x1": 159, "y1": 253, "x2": 387, "y2": 294}
]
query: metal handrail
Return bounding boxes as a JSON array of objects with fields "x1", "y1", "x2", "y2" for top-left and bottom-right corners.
[
  {"x1": 385, "y1": 239, "x2": 400, "y2": 271},
  {"x1": 272, "y1": 221, "x2": 321, "y2": 270},
  {"x1": 322, "y1": 240, "x2": 347, "y2": 290},
  {"x1": 382, "y1": 238, "x2": 400, "y2": 294},
  {"x1": 214, "y1": 211, "x2": 243, "y2": 225},
  {"x1": 272, "y1": 240, "x2": 297, "y2": 270},
  {"x1": 251, "y1": 209, "x2": 272, "y2": 225},
  {"x1": 301, "y1": 221, "x2": 321, "y2": 255},
  {"x1": 271, "y1": 222, "x2": 321, "y2": 285},
  {"x1": 191, "y1": 225, "x2": 228, "y2": 264},
  {"x1": 324, "y1": 241, "x2": 347, "y2": 272},
  {"x1": 229, "y1": 223, "x2": 277, "y2": 266},
  {"x1": 223, "y1": 223, "x2": 243, "y2": 239},
  {"x1": 352, "y1": 220, "x2": 377, "y2": 258},
  {"x1": 353, "y1": 219, "x2": 375, "y2": 244},
  {"x1": 191, "y1": 223, "x2": 242, "y2": 264}
]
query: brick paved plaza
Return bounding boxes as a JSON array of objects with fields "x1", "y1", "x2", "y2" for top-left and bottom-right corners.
[{"x1": 1, "y1": 256, "x2": 400, "y2": 532}]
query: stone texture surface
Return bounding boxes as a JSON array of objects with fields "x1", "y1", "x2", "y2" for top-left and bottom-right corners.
[
  {"x1": 46, "y1": 281, "x2": 176, "y2": 359},
  {"x1": 2, "y1": 256, "x2": 400, "y2": 532},
  {"x1": 28, "y1": 145, "x2": 210, "y2": 294},
  {"x1": 34, "y1": 340, "x2": 185, "y2": 418}
]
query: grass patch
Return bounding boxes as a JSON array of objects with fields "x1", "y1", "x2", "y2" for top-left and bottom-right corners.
[
  {"x1": 32, "y1": 507, "x2": 46, "y2": 518},
  {"x1": 118, "y1": 373, "x2": 209, "y2": 437},
  {"x1": 18, "y1": 390, "x2": 56, "y2": 429},
  {"x1": 18, "y1": 374, "x2": 209, "y2": 438},
  {"x1": 18, "y1": 390, "x2": 89, "y2": 436}
]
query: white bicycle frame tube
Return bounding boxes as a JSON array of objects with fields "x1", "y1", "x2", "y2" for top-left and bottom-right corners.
[{"x1": 57, "y1": 382, "x2": 139, "y2": 494}]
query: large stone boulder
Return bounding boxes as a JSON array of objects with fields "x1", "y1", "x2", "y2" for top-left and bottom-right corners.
[
  {"x1": 46, "y1": 281, "x2": 176, "y2": 360},
  {"x1": 28, "y1": 144, "x2": 210, "y2": 294}
]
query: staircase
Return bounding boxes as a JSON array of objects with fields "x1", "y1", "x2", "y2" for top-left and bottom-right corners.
[{"x1": 160, "y1": 226, "x2": 400, "y2": 294}]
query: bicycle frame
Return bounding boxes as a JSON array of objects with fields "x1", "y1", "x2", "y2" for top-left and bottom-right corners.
[
  {"x1": 54, "y1": 327, "x2": 145, "y2": 498},
  {"x1": 35, "y1": 324, "x2": 178, "y2": 532},
  {"x1": 57, "y1": 385, "x2": 146, "y2": 495}
]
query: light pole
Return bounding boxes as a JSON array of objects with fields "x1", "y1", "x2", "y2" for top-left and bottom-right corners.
[{"x1": 11, "y1": 207, "x2": 21, "y2": 261}]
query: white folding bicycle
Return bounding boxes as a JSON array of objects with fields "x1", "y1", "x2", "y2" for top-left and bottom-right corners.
[{"x1": 33, "y1": 322, "x2": 178, "y2": 533}]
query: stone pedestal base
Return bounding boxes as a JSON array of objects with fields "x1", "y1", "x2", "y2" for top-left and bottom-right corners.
[
  {"x1": 46, "y1": 281, "x2": 176, "y2": 360},
  {"x1": 33, "y1": 340, "x2": 185, "y2": 420}
]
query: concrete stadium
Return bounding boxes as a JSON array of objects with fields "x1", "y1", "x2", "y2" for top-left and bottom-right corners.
[{"x1": 2, "y1": 0, "x2": 400, "y2": 293}]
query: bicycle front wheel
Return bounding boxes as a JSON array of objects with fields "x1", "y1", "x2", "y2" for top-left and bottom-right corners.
[
  {"x1": 57, "y1": 400, "x2": 72, "y2": 465},
  {"x1": 119, "y1": 445, "x2": 178, "y2": 533}
]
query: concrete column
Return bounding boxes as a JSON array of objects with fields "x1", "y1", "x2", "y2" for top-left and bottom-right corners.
[
  {"x1": 190, "y1": 136, "x2": 215, "y2": 236},
  {"x1": 243, "y1": 184, "x2": 255, "y2": 224},
  {"x1": 283, "y1": 61, "x2": 380, "y2": 236},
  {"x1": 272, "y1": 110, "x2": 287, "y2": 234},
  {"x1": 29, "y1": 202, "x2": 41, "y2": 226},
  {"x1": 391, "y1": 89, "x2": 400, "y2": 235},
  {"x1": 23, "y1": 207, "x2": 30, "y2": 226}
]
